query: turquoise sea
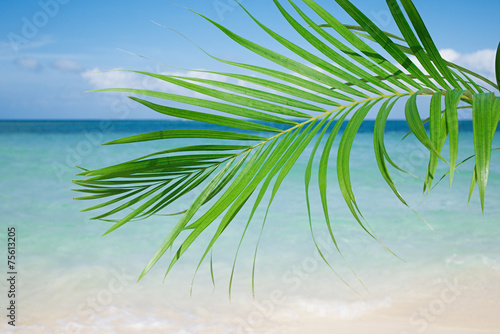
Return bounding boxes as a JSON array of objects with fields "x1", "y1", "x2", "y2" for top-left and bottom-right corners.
[{"x1": 1, "y1": 120, "x2": 499, "y2": 333}]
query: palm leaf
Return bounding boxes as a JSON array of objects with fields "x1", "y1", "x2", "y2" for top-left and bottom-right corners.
[{"x1": 74, "y1": 0, "x2": 499, "y2": 289}]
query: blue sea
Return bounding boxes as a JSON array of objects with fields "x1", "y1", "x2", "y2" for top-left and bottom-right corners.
[{"x1": 1, "y1": 120, "x2": 499, "y2": 334}]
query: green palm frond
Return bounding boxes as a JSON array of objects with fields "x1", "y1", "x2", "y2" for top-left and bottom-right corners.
[{"x1": 74, "y1": 0, "x2": 500, "y2": 287}]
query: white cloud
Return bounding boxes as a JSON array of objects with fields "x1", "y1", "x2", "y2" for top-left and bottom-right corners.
[
  {"x1": 81, "y1": 68, "x2": 232, "y2": 98},
  {"x1": 50, "y1": 59, "x2": 83, "y2": 73},
  {"x1": 444, "y1": 49, "x2": 496, "y2": 75},
  {"x1": 81, "y1": 68, "x2": 249, "y2": 118},
  {"x1": 81, "y1": 68, "x2": 145, "y2": 90},
  {"x1": 13, "y1": 57, "x2": 42, "y2": 71},
  {"x1": 439, "y1": 49, "x2": 461, "y2": 63},
  {"x1": 400, "y1": 48, "x2": 496, "y2": 84},
  {"x1": 440, "y1": 48, "x2": 496, "y2": 80}
]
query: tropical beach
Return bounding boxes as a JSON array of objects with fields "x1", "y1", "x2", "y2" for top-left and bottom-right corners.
[
  {"x1": 1, "y1": 120, "x2": 499, "y2": 333},
  {"x1": 1, "y1": 0, "x2": 499, "y2": 333}
]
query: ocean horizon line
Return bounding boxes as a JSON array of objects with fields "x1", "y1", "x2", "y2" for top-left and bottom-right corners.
[{"x1": 0, "y1": 119, "x2": 481, "y2": 134}]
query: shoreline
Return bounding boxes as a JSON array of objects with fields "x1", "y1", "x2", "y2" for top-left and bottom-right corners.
[{"x1": 4, "y1": 264, "x2": 498, "y2": 334}]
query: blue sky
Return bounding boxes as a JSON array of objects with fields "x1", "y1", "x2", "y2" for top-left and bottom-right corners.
[{"x1": 0, "y1": 0, "x2": 499, "y2": 120}]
